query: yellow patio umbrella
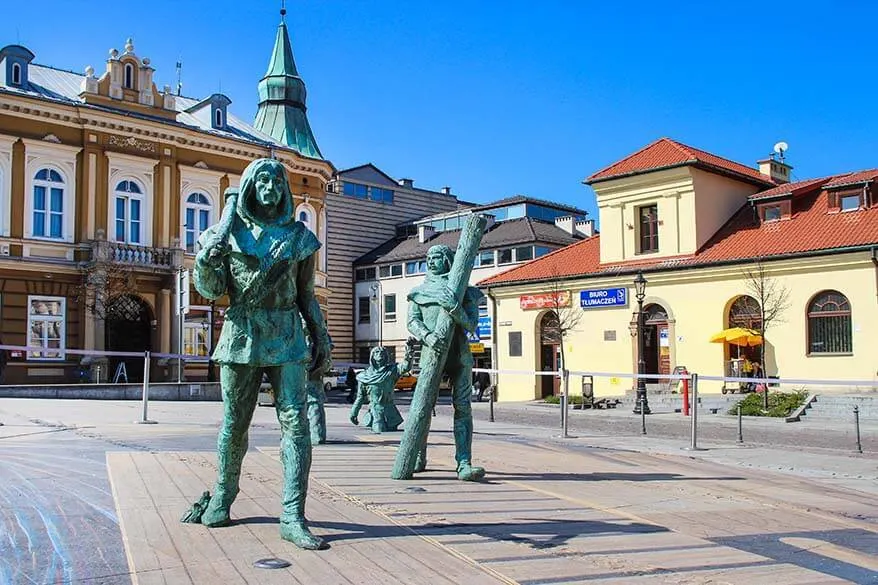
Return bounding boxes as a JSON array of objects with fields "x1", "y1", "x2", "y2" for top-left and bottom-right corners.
[{"x1": 709, "y1": 327, "x2": 763, "y2": 347}]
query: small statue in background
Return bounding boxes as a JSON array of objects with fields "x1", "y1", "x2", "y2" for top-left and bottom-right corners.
[
  {"x1": 306, "y1": 332, "x2": 333, "y2": 445},
  {"x1": 350, "y1": 338, "x2": 416, "y2": 433}
]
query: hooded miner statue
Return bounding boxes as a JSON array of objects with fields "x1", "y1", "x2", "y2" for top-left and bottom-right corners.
[
  {"x1": 407, "y1": 244, "x2": 485, "y2": 481},
  {"x1": 181, "y1": 158, "x2": 331, "y2": 550}
]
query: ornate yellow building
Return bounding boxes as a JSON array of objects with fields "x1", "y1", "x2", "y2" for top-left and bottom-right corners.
[{"x1": 0, "y1": 17, "x2": 332, "y2": 384}]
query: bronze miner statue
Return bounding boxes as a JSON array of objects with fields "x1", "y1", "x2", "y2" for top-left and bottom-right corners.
[
  {"x1": 181, "y1": 158, "x2": 331, "y2": 550},
  {"x1": 391, "y1": 214, "x2": 488, "y2": 481}
]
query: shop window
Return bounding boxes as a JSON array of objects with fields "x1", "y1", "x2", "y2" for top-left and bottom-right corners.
[
  {"x1": 358, "y1": 296, "x2": 371, "y2": 324},
  {"x1": 32, "y1": 168, "x2": 65, "y2": 239},
  {"x1": 383, "y1": 294, "x2": 396, "y2": 322},
  {"x1": 184, "y1": 192, "x2": 211, "y2": 253},
  {"x1": 808, "y1": 290, "x2": 852, "y2": 354},
  {"x1": 728, "y1": 295, "x2": 761, "y2": 331},
  {"x1": 183, "y1": 307, "x2": 212, "y2": 356},
  {"x1": 508, "y1": 331, "x2": 522, "y2": 357},
  {"x1": 638, "y1": 204, "x2": 659, "y2": 253},
  {"x1": 28, "y1": 296, "x2": 65, "y2": 360}
]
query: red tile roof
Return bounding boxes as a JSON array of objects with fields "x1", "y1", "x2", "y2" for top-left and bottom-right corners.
[
  {"x1": 480, "y1": 186, "x2": 878, "y2": 287},
  {"x1": 586, "y1": 138, "x2": 775, "y2": 186},
  {"x1": 824, "y1": 169, "x2": 878, "y2": 189},
  {"x1": 748, "y1": 176, "x2": 834, "y2": 201}
]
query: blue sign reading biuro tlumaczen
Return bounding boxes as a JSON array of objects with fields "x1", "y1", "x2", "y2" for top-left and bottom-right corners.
[{"x1": 580, "y1": 287, "x2": 628, "y2": 309}]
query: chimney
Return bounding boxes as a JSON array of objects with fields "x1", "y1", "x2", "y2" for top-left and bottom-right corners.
[
  {"x1": 757, "y1": 155, "x2": 792, "y2": 185},
  {"x1": 398, "y1": 178, "x2": 414, "y2": 188},
  {"x1": 417, "y1": 224, "x2": 435, "y2": 243},
  {"x1": 554, "y1": 215, "x2": 574, "y2": 235},
  {"x1": 574, "y1": 219, "x2": 595, "y2": 238},
  {"x1": 441, "y1": 186, "x2": 452, "y2": 196}
]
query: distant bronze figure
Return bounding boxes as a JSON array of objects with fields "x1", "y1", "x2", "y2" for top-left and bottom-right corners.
[
  {"x1": 350, "y1": 339, "x2": 415, "y2": 433},
  {"x1": 181, "y1": 158, "x2": 331, "y2": 550}
]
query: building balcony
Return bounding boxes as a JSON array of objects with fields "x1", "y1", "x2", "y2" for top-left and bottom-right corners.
[{"x1": 90, "y1": 232, "x2": 183, "y2": 272}]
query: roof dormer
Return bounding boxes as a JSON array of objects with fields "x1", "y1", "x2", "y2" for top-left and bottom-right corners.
[
  {"x1": 0, "y1": 44, "x2": 35, "y2": 89},
  {"x1": 185, "y1": 93, "x2": 232, "y2": 131}
]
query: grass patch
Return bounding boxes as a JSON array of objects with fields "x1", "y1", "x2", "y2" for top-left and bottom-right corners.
[
  {"x1": 730, "y1": 389, "x2": 808, "y2": 417},
  {"x1": 543, "y1": 395, "x2": 586, "y2": 405}
]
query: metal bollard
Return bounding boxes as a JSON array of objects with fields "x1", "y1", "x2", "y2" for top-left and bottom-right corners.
[
  {"x1": 854, "y1": 406, "x2": 863, "y2": 454},
  {"x1": 684, "y1": 373, "x2": 706, "y2": 451},
  {"x1": 640, "y1": 397, "x2": 647, "y2": 435},
  {"x1": 737, "y1": 404, "x2": 744, "y2": 445},
  {"x1": 488, "y1": 387, "x2": 495, "y2": 423},
  {"x1": 96, "y1": 365, "x2": 101, "y2": 384},
  {"x1": 136, "y1": 351, "x2": 157, "y2": 425}
]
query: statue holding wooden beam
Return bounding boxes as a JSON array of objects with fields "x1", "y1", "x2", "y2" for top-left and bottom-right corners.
[{"x1": 391, "y1": 215, "x2": 488, "y2": 481}]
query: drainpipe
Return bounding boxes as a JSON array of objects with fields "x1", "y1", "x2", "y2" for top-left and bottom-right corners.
[{"x1": 871, "y1": 246, "x2": 878, "y2": 302}]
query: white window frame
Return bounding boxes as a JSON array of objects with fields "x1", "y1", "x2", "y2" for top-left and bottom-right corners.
[
  {"x1": 106, "y1": 151, "x2": 155, "y2": 247},
  {"x1": 214, "y1": 108, "x2": 224, "y2": 128},
  {"x1": 23, "y1": 139, "x2": 80, "y2": 243},
  {"x1": 27, "y1": 295, "x2": 66, "y2": 361},
  {"x1": 124, "y1": 62, "x2": 135, "y2": 89},
  {"x1": 295, "y1": 202, "x2": 316, "y2": 234},
  {"x1": 11, "y1": 62, "x2": 22, "y2": 85},
  {"x1": 0, "y1": 135, "x2": 14, "y2": 237},
  {"x1": 383, "y1": 293, "x2": 397, "y2": 322},
  {"x1": 184, "y1": 192, "x2": 213, "y2": 253},
  {"x1": 180, "y1": 165, "x2": 223, "y2": 251},
  {"x1": 113, "y1": 179, "x2": 146, "y2": 244}
]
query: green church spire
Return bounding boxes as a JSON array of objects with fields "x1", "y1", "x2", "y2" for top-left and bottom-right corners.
[{"x1": 253, "y1": 8, "x2": 323, "y2": 159}]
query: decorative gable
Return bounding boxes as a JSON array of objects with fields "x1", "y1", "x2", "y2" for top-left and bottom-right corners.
[{"x1": 184, "y1": 93, "x2": 232, "y2": 131}]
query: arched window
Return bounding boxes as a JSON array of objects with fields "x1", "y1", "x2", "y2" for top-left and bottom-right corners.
[
  {"x1": 214, "y1": 109, "x2": 223, "y2": 128},
  {"x1": 728, "y1": 295, "x2": 761, "y2": 331},
  {"x1": 124, "y1": 63, "x2": 135, "y2": 89},
  {"x1": 11, "y1": 63, "x2": 22, "y2": 85},
  {"x1": 184, "y1": 192, "x2": 212, "y2": 253},
  {"x1": 114, "y1": 180, "x2": 143, "y2": 244},
  {"x1": 296, "y1": 204, "x2": 315, "y2": 234},
  {"x1": 33, "y1": 168, "x2": 65, "y2": 239},
  {"x1": 808, "y1": 291, "x2": 852, "y2": 354}
]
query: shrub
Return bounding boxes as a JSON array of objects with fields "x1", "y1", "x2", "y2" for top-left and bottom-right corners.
[
  {"x1": 730, "y1": 389, "x2": 808, "y2": 417},
  {"x1": 543, "y1": 395, "x2": 585, "y2": 405}
]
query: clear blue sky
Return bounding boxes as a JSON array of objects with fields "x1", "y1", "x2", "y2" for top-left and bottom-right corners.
[{"x1": 4, "y1": 1, "x2": 877, "y2": 221}]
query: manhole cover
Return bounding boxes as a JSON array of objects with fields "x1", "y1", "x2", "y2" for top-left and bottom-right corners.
[{"x1": 254, "y1": 558, "x2": 291, "y2": 569}]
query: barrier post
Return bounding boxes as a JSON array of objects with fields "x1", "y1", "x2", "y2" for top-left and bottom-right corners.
[
  {"x1": 560, "y1": 369, "x2": 569, "y2": 438},
  {"x1": 682, "y1": 375, "x2": 690, "y2": 416},
  {"x1": 736, "y1": 403, "x2": 744, "y2": 445},
  {"x1": 684, "y1": 373, "x2": 706, "y2": 451},
  {"x1": 136, "y1": 351, "x2": 157, "y2": 425},
  {"x1": 640, "y1": 397, "x2": 647, "y2": 435},
  {"x1": 488, "y1": 385, "x2": 495, "y2": 423},
  {"x1": 854, "y1": 406, "x2": 862, "y2": 454}
]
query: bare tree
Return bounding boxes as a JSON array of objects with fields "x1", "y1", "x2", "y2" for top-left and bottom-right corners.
[
  {"x1": 543, "y1": 267, "x2": 583, "y2": 384},
  {"x1": 71, "y1": 261, "x2": 139, "y2": 320},
  {"x1": 739, "y1": 257, "x2": 791, "y2": 407}
]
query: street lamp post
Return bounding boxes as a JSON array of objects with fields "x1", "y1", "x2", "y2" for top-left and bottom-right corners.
[{"x1": 632, "y1": 271, "x2": 651, "y2": 414}]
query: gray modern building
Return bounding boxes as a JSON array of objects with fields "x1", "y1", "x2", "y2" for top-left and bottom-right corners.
[{"x1": 324, "y1": 164, "x2": 462, "y2": 361}]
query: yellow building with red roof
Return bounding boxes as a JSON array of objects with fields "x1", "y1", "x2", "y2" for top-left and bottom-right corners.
[{"x1": 479, "y1": 138, "x2": 878, "y2": 401}]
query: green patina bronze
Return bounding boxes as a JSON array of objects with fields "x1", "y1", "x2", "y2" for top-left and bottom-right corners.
[
  {"x1": 391, "y1": 215, "x2": 488, "y2": 481},
  {"x1": 350, "y1": 338, "x2": 416, "y2": 433},
  {"x1": 180, "y1": 157, "x2": 331, "y2": 551}
]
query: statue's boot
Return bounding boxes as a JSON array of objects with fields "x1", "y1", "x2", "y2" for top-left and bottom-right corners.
[
  {"x1": 454, "y1": 417, "x2": 485, "y2": 481},
  {"x1": 201, "y1": 428, "x2": 249, "y2": 526},
  {"x1": 278, "y1": 431, "x2": 327, "y2": 550}
]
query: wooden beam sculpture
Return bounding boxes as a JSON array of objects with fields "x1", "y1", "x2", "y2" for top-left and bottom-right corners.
[{"x1": 391, "y1": 214, "x2": 488, "y2": 480}]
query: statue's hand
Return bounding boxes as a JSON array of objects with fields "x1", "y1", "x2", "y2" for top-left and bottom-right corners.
[
  {"x1": 424, "y1": 332, "x2": 447, "y2": 354},
  {"x1": 309, "y1": 341, "x2": 331, "y2": 375},
  {"x1": 197, "y1": 244, "x2": 228, "y2": 268},
  {"x1": 437, "y1": 286, "x2": 458, "y2": 311}
]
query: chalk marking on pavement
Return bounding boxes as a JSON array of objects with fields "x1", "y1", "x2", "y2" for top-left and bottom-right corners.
[{"x1": 779, "y1": 537, "x2": 878, "y2": 572}]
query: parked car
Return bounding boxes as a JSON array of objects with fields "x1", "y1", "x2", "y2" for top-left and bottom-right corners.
[
  {"x1": 394, "y1": 374, "x2": 418, "y2": 390},
  {"x1": 322, "y1": 369, "x2": 344, "y2": 392}
]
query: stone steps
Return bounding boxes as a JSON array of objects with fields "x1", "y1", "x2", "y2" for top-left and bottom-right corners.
[{"x1": 800, "y1": 395, "x2": 878, "y2": 420}]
